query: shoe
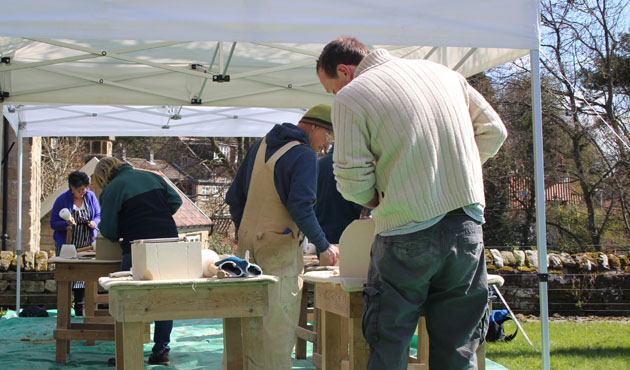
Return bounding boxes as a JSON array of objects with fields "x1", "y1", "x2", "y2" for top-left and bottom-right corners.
[{"x1": 148, "y1": 350, "x2": 170, "y2": 366}]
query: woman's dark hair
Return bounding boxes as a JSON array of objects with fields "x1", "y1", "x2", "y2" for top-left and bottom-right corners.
[
  {"x1": 68, "y1": 171, "x2": 90, "y2": 189},
  {"x1": 316, "y1": 37, "x2": 370, "y2": 78}
]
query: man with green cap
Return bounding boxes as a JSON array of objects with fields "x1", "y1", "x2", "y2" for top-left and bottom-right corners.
[{"x1": 225, "y1": 104, "x2": 339, "y2": 369}]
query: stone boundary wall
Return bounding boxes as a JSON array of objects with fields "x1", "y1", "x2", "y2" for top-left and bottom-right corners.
[
  {"x1": 486, "y1": 249, "x2": 630, "y2": 316},
  {"x1": 0, "y1": 250, "x2": 56, "y2": 310},
  {"x1": 1, "y1": 249, "x2": 629, "y2": 315}
]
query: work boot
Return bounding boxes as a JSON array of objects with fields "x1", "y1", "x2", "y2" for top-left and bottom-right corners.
[{"x1": 148, "y1": 350, "x2": 170, "y2": 366}]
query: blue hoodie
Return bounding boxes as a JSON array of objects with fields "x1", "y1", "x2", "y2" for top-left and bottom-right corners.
[{"x1": 226, "y1": 123, "x2": 330, "y2": 253}]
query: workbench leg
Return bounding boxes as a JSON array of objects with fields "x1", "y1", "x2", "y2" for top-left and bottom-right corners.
[
  {"x1": 55, "y1": 281, "x2": 71, "y2": 364},
  {"x1": 224, "y1": 318, "x2": 243, "y2": 370},
  {"x1": 241, "y1": 316, "x2": 265, "y2": 370},
  {"x1": 84, "y1": 281, "x2": 96, "y2": 346},
  {"x1": 115, "y1": 321, "x2": 144, "y2": 370},
  {"x1": 321, "y1": 311, "x2": 343, "y2": 370},
  {"x1": 419, "y1": 316, "x2": 430, "y2": 364},
  {"x1": 349, "y1": 317, "x2": 369, "y2": 370},
  {"x1": 296, "y1": 287, "x2": 309, "y2": 359}
]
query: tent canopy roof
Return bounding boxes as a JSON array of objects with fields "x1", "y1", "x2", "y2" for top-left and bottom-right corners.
[
  {"x1": 0, "y1": 0, "x2": 538, "y2": 116},
  {"x1": 3, "y1": 105, "x2": 306, "y2": 137}
]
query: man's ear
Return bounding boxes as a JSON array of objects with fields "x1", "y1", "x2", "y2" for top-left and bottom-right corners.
[
  {"x1": 337, "y1": 64, "x2": 349, "y2": 78},
  {"x1": 337, "y1": 64, "x2": 356, "y2": 80}
]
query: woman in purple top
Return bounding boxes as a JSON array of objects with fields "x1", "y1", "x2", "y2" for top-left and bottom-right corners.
[{"x1": 50, "y1": 171, "x2": 101, "y2": 316}]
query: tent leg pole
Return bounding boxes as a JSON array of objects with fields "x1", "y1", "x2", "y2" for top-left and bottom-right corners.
[
  {"x1": 530, "y1": 49, "x2": 550, "y2": 370},
  {"x1": 15, "y1": 128, "x2": 23, "y2": 315}
]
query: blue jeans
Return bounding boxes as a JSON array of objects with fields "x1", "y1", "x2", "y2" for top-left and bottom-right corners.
[
  {"x1": 363, "y1": 213, "x2": 488, "y2": 370},
  {"x1": 121, "y1": 253, "x2": 172, "y2": 354}
]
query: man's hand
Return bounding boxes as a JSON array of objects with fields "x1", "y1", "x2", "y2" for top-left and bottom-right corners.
[
  {"x1": 364, "y1": 191, "x2": 379, "y2": 209},
  {"x1": 322, "y1": 244, "x2": 340, "y2": 266},
  {"x1": 87, "y1": 221, "x2": 97, "y2": 229}
]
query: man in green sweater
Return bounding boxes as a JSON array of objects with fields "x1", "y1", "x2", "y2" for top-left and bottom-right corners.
[{"x1": 316, "y1": 37, "x2": 507, "y2": 370}]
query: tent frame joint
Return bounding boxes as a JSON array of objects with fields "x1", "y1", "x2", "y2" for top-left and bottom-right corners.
[
  {"x1": 212, "y1": 74, "x2": 230, "y2": 83},
  {"x1": 1, "y1": 57, "x2": 10, "y2": 64},
  {"x1": 190, "y1": 63, "x2": 206, "y2": 72},
  {"x1": 190, "y1": 98, "x2": 202, "y2": 105},
  {"x1": 0, "y1": 92, "x2": 8, "y2": 102}
]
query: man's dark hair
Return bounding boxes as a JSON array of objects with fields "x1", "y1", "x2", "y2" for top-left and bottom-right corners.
[
  {"x1": 316, "y1": 37, "x2": 370, "y2": 78},
  {"x1": 68, "y1": 170, "x2": 90, "y2": 189}
]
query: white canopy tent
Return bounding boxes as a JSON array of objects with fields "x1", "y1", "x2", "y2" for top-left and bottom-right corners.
[
  {"x1": 0, "y1": 1, "x2": 550, "y2": 367},
  {"x1": 2, "y1": 105, "x2": 306, "y2": 137}
]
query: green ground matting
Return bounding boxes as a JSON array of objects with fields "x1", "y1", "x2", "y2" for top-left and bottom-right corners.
[{"x1": 1, "y1": 310, "x2": 508, "y2": 369}]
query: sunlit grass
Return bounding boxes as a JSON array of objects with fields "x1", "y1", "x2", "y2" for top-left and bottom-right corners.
[{"x1": 486, "y1": 320, "x2": 630, "y2": 370}]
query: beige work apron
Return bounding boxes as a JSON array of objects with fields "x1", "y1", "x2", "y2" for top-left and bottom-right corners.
[{"x1": 237, "y1": 138, "x2": 304, "y2": 370}]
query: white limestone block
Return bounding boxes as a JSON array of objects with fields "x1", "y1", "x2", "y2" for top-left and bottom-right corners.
[
  {"x1": 339, "y1": 219, "x2": 375, "y2": 278},
  {"x1": 490, "y1": 249, "x2": 504, "y2": 268},
  {"x1": 525, "y1": 250, "x2": 538, "y2": 268},
  {"x1": 513, "y1": 250, "x2": 526, "y2": 266},
  {"x1": 132, "y1": 240, "x2": 202, "y2": 280},
  {"x1": 201, "y1": 249, "x2": 220, "y2": 277}
]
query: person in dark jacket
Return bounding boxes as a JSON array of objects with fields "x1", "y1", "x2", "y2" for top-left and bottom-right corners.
[
  {"x1": 315, "y1": 145, "x2": 365, "y2": 246},
  {"x1": 50, "y1": 170, "x2": 101, "y2": 316},
  {"x1": 94, "y1": 157, "x2": 182, "y2": 366},
  {"x1": 225, "y1": 104, "x2": 339, "y2": 369}
]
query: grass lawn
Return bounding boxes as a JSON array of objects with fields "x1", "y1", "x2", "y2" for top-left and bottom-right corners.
[{"x1": 486, "y1": 319, "x2": 630, "y2": 370}]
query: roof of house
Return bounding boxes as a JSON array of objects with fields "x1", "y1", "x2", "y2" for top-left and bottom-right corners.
[
  {"x1": 137, "y1": 168, "x2": 214, "y2": 229},
  {"x1": 124, "y1": 157, "x2": 186, "y2": 181}
]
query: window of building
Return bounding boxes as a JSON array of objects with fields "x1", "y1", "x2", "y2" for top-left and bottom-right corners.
[
  {"x1": 84, "y1": 140, "x2": 111, "y2": 155},
  {"x1": 201, "y1": 185, "x2": 211, "y2": 195},
  {"x1": 186, "y1": 234, "x2": 201, "y2": 242}
]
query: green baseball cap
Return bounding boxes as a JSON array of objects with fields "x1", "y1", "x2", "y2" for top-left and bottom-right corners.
[{"x1": 300, "y1": 104, "x2": 332, "y2": 131}]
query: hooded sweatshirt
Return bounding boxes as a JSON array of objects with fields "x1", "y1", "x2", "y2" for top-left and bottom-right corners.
[{"x1": 226, "y1": 123, "x2": 330, "y2": 253}]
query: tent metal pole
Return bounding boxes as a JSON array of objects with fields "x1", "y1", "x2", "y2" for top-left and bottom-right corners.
[
  {"x1": 15, "y1": 125, "x2": 23, "y2": 315},
  {"x1": 0, "y1": 104, "x2": 3, "y2": 201},
  {"x1": 530, "y1": 49, "x2": 550, "y2": 370}
]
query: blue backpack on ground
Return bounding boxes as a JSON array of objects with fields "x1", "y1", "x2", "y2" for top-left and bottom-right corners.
[{"x1": 486, "y1": 309, "x2": 518, "y2": 342}]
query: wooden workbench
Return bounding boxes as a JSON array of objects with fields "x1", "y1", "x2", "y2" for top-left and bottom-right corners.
[
  {"x1": 51, "y1": 257, "x2": 121, "y2": 364},
  {"x1": 303, "y1": 270, "x2": 429, "y2": 370},
  {"x1": 99, "y1": 275, "x2": 278, "y2": 370}
]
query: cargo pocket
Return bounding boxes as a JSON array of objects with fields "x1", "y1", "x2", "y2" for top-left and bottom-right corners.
[{"x1": 362, "y1": 286, "x2": 381, "y2": 344}]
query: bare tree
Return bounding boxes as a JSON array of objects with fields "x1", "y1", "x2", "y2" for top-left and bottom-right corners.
[
  {"x1": 40, "y1": 137, "x2": 85, "y2": 200},
  {"x1": 539, "y1": 0, "x2": 629, "y2": 250}
]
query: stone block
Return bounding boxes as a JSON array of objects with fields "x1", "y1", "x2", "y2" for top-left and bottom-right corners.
[
  {"x1": 500, "y1": 251, "x2": 516, "y2": 266},
  {"x1": 22, "y1": 251, "x2": 35, "y2": 271},
  {"x1": 513, "y1": 250, "x2": 525, "y2": 266},
  {"x1": 0, "y1": 259, "x2": 9, "y2": 272},
  {"x1": 0, "y1": 280, "x2": 9, "y2": 292},
  {"x1": 3, "y1": 272, "x2": 17, "y2": 281},
  {"x1": 35, "y1": 251, "x2": 48, "y2": 272},
  {"x1": 489, "y1": 249, "x2": 503, "y2": 268},
  {"x1": 548, "y1": 253, "x2": 563, "y2": 270},
  {"x1": 44, "y1": 280, "x2": 57, "y2": 293},
  {"x1": 525, "y1": 250, "x2": 538, "y2": 268},
  {"x1": 10, "y1": 255, "x2": 24, "y2": 270},
  {"x1": 559, "y1": 253, "x2": 576, "y2": 268},
  {"x1": 23, "y1": 280, "x2": 44, "y2": 293}
]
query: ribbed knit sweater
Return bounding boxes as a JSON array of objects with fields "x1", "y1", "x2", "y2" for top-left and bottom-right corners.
[{"x1": 331, "y1": 49, "x2": 507, "y2": 235}]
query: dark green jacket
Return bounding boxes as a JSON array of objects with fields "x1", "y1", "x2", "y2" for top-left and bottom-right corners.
[{"x1": 99, "y1": 164, "x2": 182, "y2": 253}]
